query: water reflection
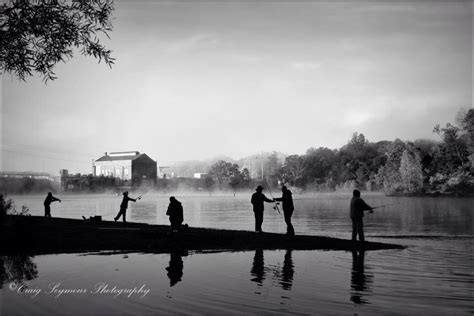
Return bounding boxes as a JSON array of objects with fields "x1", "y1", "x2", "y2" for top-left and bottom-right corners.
[
  {"x1": 280, "y1": 250, "x2": 294, "y2": 290},
  {"x1": 350, "y1": 250, "x2": 373, "y2": 305},
  {"x1": 250, "y1": 249, "x2": 265, "y2": 285},
  {"x1": 0, "y1": 255, "x2": 38, "y2": 289},
  {"x1": 165, "y1": 250, "x2": 187, "y2": 287},
  {"x1": 250, "y1": 249, "x2": 294, "y2": 291}
]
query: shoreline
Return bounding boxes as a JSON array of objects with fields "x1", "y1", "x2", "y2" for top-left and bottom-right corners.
[{"x1": 0, "y1": 215, "x2": 405, "y2": 255}]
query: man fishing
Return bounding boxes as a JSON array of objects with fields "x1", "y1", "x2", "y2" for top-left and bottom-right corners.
[
  {"x1": 350, "y1": 189, "x2": 374, "y2": 243},
  {"x1": 114, "y1": 191, "x2": 139, "y2": 223},
  {"x1": 44, "y1": 192, "x2": 61, "y2": 217},
  {"x1": 250, "y1": 185, "x2": 275, "y2": 233},
  {"x1": 274, "y1": 186, "x2": 295, "y2": 236},
  {"x1": 166, "y1": 196, "x2": 184, "y2": 232}
]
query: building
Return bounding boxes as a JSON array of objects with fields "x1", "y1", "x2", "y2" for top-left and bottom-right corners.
[
  {"x1": 93, "y1": 151, "x2": 158, "y2": 186},
  {"x1": 193, "y1": 173, "x2": 208, "y2": 179}
]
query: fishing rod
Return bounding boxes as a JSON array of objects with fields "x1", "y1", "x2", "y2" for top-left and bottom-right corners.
[
  {"x1": 137, "y1": 188, "x2": 154, "y2": 200},
  {"x1": 263, "y1": 179, "x2": 281, "y2": 215},
  {"x1": 371, "y1": 203, "x2": 397, "y2": 210}
]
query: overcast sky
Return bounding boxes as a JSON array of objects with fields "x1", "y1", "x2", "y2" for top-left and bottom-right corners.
[{"x1": 1, "y1": 0, "x2": 472, "y2": 174}]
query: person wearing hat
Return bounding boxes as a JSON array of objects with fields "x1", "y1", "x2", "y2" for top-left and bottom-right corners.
[
  {"x1": 250, "y1": 185, "x2": 275, "y2": 233},
  {"x1": 114, "y1": 191, "x2": 139, "y2": 223},
  {"x1": 350, "y1": 189, "x2": 374, "y2": 242},
  {"x1": 274, "y1": 186, "x2": 295, "y2": 236}
]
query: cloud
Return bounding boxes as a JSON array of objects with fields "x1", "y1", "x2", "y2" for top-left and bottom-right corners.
[
  {"x1": 164, "y1": 33, "x2": 220, "y2": 53},
  {"x1": 290, "y1": 61, "x2": 322, "y2": 72},
  {"x1": 229, "y1": 53, "x2": 261, "y2": 63}
]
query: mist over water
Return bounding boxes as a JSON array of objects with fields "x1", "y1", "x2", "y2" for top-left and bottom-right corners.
[{"x1": 3, "y1": 193, "x2": 473, "y2": 315}]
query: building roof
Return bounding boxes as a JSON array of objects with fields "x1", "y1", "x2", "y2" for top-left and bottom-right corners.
[{"x1": 95, "y1": 151, "x2": 154, "y2": 162}]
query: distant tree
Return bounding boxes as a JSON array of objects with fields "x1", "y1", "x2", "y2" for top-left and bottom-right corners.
[
  {"x1": 0, "y1": 0, "x2": 115, "y2": 82},
  {"x1": 208, "y1": 160, "x2": 241, "y2": 190},
  {"x1": 337, "y1": 132, "x2": 381, "y2": 185},
  {"x1": 240, "y1": 168, "x2": 251, "y2": 187},
  {"x1": 279, "y1": 155, "x2": 305, "y2": 187},
  {"x1": 203, "y1": 176, "x2": 215, "y2": 195},
  {"x1": 303, "y1": 147, "x2": 336, "y2": 186},
  {"x1": 399, "y1": 148, "x2": 423, "y2": 192},
  {"x1": 459, "y1": 108, "x2": 474, "y2": 161},
  {"x1": 376, "y1": 139, "x2": 407, "y2": 194},
  {"x1": 433, "y1": 120, "x2": 469, "y2": 174},
  {"x1": 264, "y1": 152, "x2": 281, "y2": 187}
]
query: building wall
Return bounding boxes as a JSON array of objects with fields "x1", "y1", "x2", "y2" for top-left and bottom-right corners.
[
  {"x1": 131, "y1": 157, "x2": 157, "y2": 186},
  {"x1": 94, "y1": 160, "x2": 132, "y2": 181}
]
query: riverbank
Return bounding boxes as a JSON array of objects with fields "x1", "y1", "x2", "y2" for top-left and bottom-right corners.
[{"x1": 0, "y1": 215, "x2": 404, "y2": 254}]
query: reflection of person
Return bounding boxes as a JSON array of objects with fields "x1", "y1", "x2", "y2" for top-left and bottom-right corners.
[
  {"x1": 280, "y1": 250, "x2": 294, "y2": 290},
  {"x1": 44, "y1": 192, "x2": 61, "y2": 217},
  {"x1": 350, "y1": 190, "x2": 373, "y2": 242},
  {"x1": 350, "y1": 250, "x2": 372, "y2": 304},
  {"x1": 250, "y1": 186, "x2": 274, "y2": 233},
  {"x1": 165, "y1": 251, "x2": 186, "y2": 287},
  {"x1": 166, "y1": 196, "x2": 184, "y2": 232},
  {"x1": 114, "y1": 191, "x2": 138, "y2": 223},
  {"x1": 274, "y1": 186, "x2": 295, "y2": 236},
  {"x1": 250, "y1": 249, "x2": 265, "y2": 285}
]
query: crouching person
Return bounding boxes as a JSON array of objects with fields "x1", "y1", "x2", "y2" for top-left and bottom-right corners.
[{"x1": 166, "y1": 196, "x2": 184, "y2": 232}]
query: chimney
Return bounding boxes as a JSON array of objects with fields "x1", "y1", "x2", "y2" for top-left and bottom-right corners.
[{"x1": 104, "y1": 152, "x2": 108, "y2": 156}]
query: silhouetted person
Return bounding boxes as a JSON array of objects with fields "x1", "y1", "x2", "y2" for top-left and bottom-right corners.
[
  {"x1": 114, "y1": 191, "x2": 138, "y2": 223},
  {"x1": 274, "y1": 186, "x2": 295, "y2": 236},
  {"x1": 166, "y1": 251, "x2": 185, "y2": 287},
  {"x1": 166, "y1": 196, "x2": 183, "y2": 232},
  {"x1": 250, "y1": 186, "x2": 274, "y2": 233},
  {"x1": 350, "y1": 189, "x2": 373, "y2": 242},
  {"x1": 43, "y1": 192, "x2": 61, "y2": 217},
  {"x1": 250, "y1": 249, "x2": 265, "y2": 285},
  {"x1": 280, "y1": 250, "x2": 294, "y2": 290},
  {"x1": 350, "y1": 250, "x2": 372, "y2": 304}
]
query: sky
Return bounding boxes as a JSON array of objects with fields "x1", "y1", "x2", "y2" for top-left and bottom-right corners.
[{"x1": 1, "y1": 0, "x2": 472, "y2": 175}]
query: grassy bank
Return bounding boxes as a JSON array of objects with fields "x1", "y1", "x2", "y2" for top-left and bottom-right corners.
[{"x1": 0, "y1": 215, "x2": 405, "y2": 254}]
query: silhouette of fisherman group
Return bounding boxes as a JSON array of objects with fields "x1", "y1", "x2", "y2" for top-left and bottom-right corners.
[
  {"x1": 40, "y1": 188, "x2": 375, "y2": 295},
  {"x1": 43, "y1": 186, "x2": 374, "y2": 242}
]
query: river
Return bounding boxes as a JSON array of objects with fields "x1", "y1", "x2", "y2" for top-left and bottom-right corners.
[{"x1": 0, "y1": 192, "x2": 472, "y2": 315}]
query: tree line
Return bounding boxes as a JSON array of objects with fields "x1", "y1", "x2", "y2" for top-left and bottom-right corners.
[{"x1": 207, "y1": 109, "x2": 473, "y2": 195}]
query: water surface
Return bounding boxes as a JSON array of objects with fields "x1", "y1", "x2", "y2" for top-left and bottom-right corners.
[{"x1": 2, "y1": 192, "x2": 472, "y2": 315}]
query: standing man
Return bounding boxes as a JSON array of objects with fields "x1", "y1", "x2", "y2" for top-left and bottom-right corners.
[
  {"x1": 274, "y1": 186, "x2": 295, "y2": 236},
  {"x1": 350, "y1": 189, "x2": 374, "y2": 243},
  {"x1": 166, "y1": 196, "x2": 184, "y2": 232},
  {"x1": 44, "y1": 192, "x2": 61, "y2": 217},
  {"x1": 114, "y1": 191, "x2": 139, "y2": 223},
  {"x1": 250, "y1": 185, "x2": 274, "y2": 233}
]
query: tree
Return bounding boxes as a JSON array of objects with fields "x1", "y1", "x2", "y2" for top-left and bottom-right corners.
[
  {"x1": 399, "y1": 148, "x2": 423, "y2": 192},
  {"x1": 264, "y1": 152, "x2": 281, "y2": 187},
  {"x1": 376, "y1": 139, "x2": 407, "y2": 194},
  {"x1": 208, "y1": 160, "x2": 241, "y2": 190},
  {"x1": 0, "y1": 0, "x2": 115, "y2": 82},
  {"x1": 303, "y1": 147, "x2": 336, "y2": 185},
  {"x1": 279, "y1": 155, "x2": 305, "y2": 187},
  {"x1": 433, "y1": 121, "x2": 469, "y2": 174},
  {"x1": 203, "y1": 176, "x2": 215, "y2": 195}
]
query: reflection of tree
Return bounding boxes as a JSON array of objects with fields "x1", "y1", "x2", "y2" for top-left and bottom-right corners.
[
  {"x1": 0, "y1": 255, "x2": 38, "y2": 289},
  {"x1": 165, "y1": 251, "x2": 187, "y2": 287},
  {"x1": 250, "y1": 249, "x2": 265, "y2": 285},
  {"x1": 350, "y1": 250, "x2": 373, "y2": 305}
]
